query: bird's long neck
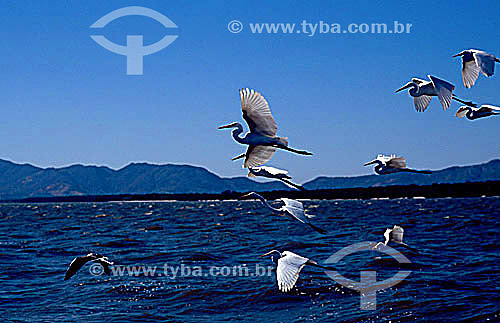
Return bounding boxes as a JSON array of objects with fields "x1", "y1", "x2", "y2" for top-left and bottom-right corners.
[
  {"x1": 254, "y1": 194, "x2": 281, "y2": 213},
  {"x1": 231, "y1": 124, "x2": 245, "y2": 144},
  {"x1": 408, "y1": 83, "x2": 420, "y2": 96},
  {"x1": 466, "y1": 108, "x2": 475, "y2": 120},
  {"x1": 373, "y1": 161, "x2": 385, "y2": 174},
  {"x1": 268, "y1": 250, "x2": 282, "y2": 258}
]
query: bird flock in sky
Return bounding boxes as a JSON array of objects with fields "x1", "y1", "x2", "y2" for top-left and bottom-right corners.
[
  {"x1": 65, "y1": 48, "x2": 498, "y2": 292},
  {"x1": 214, "y1": 48, "x2": 498, "y2": 291},
  {"x1": 396, "y1": 49, "x2": 500, "y2": 119}
]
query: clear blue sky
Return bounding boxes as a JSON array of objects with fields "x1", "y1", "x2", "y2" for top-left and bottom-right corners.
[{"x1": 1, "y1": 0, "x2": 499, "y2": 183}]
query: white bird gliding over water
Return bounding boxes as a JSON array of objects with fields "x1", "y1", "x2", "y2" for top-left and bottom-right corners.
[
  {"x1": 395, "y1": 75, "x2": 457, "y2": 112},
  {"x1": 364, "y1": 154, "x2": 431, "y2": 175},
  {"x1": 452, "y1": 49, "x2": 500, "y2": 88},
  {"x1": 64, "y1": 253, "x2": 113, "y2": 280},
  {"x1": 248, "y1": 166, "x2": 305, "y2": 191},
  {"x1": 218, "y1": 88, "x2": 312, "y2": 168},
  {"x1": 260, "y1": 250, "x2": 331, "y2": 292},
  {"x1": 240, "y1": 192, "x2": 326, "y2": 234}
]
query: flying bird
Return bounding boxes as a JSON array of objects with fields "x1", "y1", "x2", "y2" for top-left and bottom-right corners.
[
  {"x1": 453, "y1": 49, "x2": 500, "y2": 88},
  {"x1": 395, "y1": 75, "x2": 456, "y2": 112},
  {"x1": 64, "y1": 253, "x2": 113, "y2": 280},
  {"x1": 373, "y1": 225, "x2": 418, "y2": 253},
  {"x1": 260, "y1": 250, "x2": 329, "y2": 292},
  {"x1": 240, "y1": 192, "x2": 326, "y2": 234},
  {"x1": 452, "y1": 97, "x2": 500, "y2": 120},
  {"x1": 248, "y1": 166, "x2": 305, "y2": 191},
  {"x1": 218, "y1": 88, "x2": 312, "y2": 168},
  {"x1": 456, "y1": 105, "x2": 500, "y2": 120},
  {"x1": 364, "y1": 154, "x2": 431, "y2": 175}
]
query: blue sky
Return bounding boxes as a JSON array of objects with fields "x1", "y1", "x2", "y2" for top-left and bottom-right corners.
[{"x1": 1, "y1": 0, "x2": 499, "y2": 183}]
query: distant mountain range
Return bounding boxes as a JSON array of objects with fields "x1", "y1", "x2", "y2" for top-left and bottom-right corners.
[{"x1": 0, "y1": 158, "x2": 499, "y2": 200}]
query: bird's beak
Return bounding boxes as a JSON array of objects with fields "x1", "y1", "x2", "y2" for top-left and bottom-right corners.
[
  {"x1": 260, "y1": 250, "x2": 275, "y2": 257},
  {"x1": 218, "y1": 123, "x2": 233, "y2": 129},
  {"x1": 364, "y1": 160, "x2": 376, "y2": 166},
  {"x1": 239, "y1": 193, "x2": 252, "y2": 200},
  {"x1": 395, "y1": 83, "x2": 412, "y2": 93},
  {"x1": 452, "y1": 53, "x2": 461, "y2": 58}
]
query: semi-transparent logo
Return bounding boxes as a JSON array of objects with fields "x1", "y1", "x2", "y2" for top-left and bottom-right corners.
[
  {"x1": 90, "y1": 6, "x2": 178, "y2": 75},
  {"x1": 324, "y1": 241, "x2": 412, "y2": 310}
]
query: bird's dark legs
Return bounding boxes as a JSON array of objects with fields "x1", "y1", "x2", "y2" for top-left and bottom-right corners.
[
  {"x1": 232, "y1": 153, "x2": 246, "y2": 161},
  {"x1": 275, "y1": 144, "x2": 313, "y2": 156},
  {"x1": 280, "y1": 178, "x2": 306, "y2": 191},
  {"x1": 452, "y1": 95, "x2": 476, "y2": 107}
]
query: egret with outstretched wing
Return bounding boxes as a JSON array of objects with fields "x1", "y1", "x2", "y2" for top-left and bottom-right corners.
[
  {"x1": 260, "y1": 250, "x2": 329, "y2": 292},
  {"x1": 248, "y1": 166, "x2": 305, "y2": 191},
  {"x1": 453, "y1": 49, "x2": 500, "y2": 88},
  {"x1": 395, "y1": 75, "x2": 457, "y2": 112},
  {"x1": 240, "y1": 192, "x2": 326, "y2": 234},
  {"x1": 364, "y1": 154, "x2": 431, "y2": 175},
  {"x1": 218, "y1": 88, "x2": 312, "y2": 168}
]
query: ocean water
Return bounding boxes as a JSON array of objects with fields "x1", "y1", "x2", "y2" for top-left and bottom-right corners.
[{"x1": 0, "y1": 198, "x2": 499, "y2": 322}]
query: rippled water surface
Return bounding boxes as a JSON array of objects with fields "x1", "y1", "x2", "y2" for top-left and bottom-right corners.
[{"x1": 1, "y1": 198, "x2": 499, "y2": 322}]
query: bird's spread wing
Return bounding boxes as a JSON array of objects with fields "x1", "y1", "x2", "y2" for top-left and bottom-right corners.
[
  {"x1": 244, "y1": 145, "x2": 276, "y2": 168},
  {"x1": 413, "y1": 95, "x2": 432, "y2": 112},
  {"x1": 280, "y1": 198, "x2": 307, "y2": 222},
  {"x1": 387, "y1": 157, "x2": 406, "y2": 169},
  {"x1": 428, "y1": 75, "x2": 455, "y2": 111},
  {"x1": 65, "y1": 256, "x2": 92, "y2": 280},
  {"x1": 383, "y1": 228, "x2": 391, "y2": 245},
  {"x1": 276, "y1": 252, "x2": 309, "y2": 292},
  {"x1": 462, "y1": 60, "x2": 480, "y2": 88},
  {"x1": 281, "y1": 198, "x2": 304, "y2": 210},
  {"x1": 240, "y1": 88, "x2": 277, "y2": 136},
  {"x1": 391, "y1": 225, "x2": 404, "y2": 243},
  {"x1": 473, "y1": 51, "x2": 496, "y2": 77}
]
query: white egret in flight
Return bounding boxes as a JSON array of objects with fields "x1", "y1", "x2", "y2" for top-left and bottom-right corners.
[
  {"x1": 218, "y1": 88, "x2": 312, "y2": 168},
  {"x1": 64, "y1": 253, "x2": 113, "y2": 280},
  {"x1": 452, "y1": 49, "x2": 500, "y2": 88},
  {"x1": 455, "y1": 98, "x2": 500, "y2": 120},
  {"x1": 248, "y1": 166, "x2": 305, "y2": 191},
  {"x1": 260, "y1": 250, "x2": 330, "y2": 292},
  {"x1": 240, "y1": 192, "x2": 326, "y2": 234},
  {"x1": 364, "y1": 154, "x2": 431, "y2": 175},
  {"x1": 453, "y1": 97, "x2": 500, "y2": 120},
  {"x1": 456, "y1": 105, "x2": 500, "y2": 120},
  {"x1": 395, "y1": 75, "x2": 456, "y2": 112},
  {"x1": 373, "y1": 225, "x2": 418, "y2": 253}
]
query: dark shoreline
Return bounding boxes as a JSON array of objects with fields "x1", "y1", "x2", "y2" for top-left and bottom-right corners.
[{"x1": 1, "y1": 180, "x2": 499, "y2": 203}]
